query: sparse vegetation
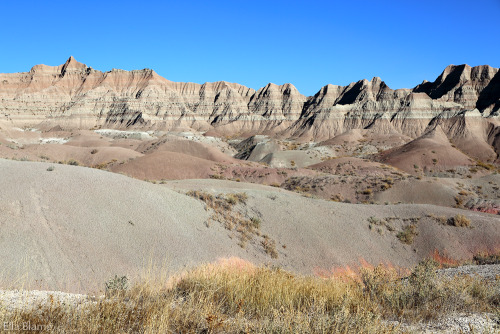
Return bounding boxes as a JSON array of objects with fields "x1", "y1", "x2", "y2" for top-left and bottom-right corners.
[
  {"x1": 186, "y1": 191, "x2": 276, "y2": 257},
  {"x1": 261, "y1": 235, "x2": 278, "y2": 259},
  {"x1": 367, "y1": 216, "x2": 395, "y2": 232},
  {"x1": 454, "y1": 195, "x2": 465, "y2": 208},
  {"x1": 426, "y1": 213, "x2": 447, "y2": 225},
  {"x1": 105, "y1": 275, "x2": 129, "y2": 298},
  {"x1": 46, "y1": 166, "x2": 55, "y2": 172},
  {"x1": 473, "y1": 250, "x2": 500, "y2": 265},
  {"x1": 250, "y1": 216, "x2": 261, "y2": 229},
  {"x1": 448, "y1": 214, "x2": 471, "y2": 228},
  {"x1": 92, "y1": 160, "x2": 116, "y2": 170},
  {"x1": 396, "y1": 224, "x2": 418, "y2": 244},
  {"x1": 362, "y1": 188, "x2": 373, "y2": 195},
  {"x1": 476, "y1": 160, "x2": 494, "y2": 171},
  {"x1": 225, "y1": 192, "x2": 248, "y2": 205},
  {"x1": 380, "y1": 183, "x2": 391, "y2": 190}
]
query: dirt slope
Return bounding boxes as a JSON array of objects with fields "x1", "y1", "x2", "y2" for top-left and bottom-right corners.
[{"x1": 1, "y1": 159, "x2": 499, "y2": 294}]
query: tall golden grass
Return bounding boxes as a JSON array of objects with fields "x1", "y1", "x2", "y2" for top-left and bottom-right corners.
[{"x1": 0, "y1": 257, "x2": 498, "y2": 333}]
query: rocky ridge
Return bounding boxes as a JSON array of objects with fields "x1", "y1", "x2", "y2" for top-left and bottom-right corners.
[{"x1": 1, "y1": 58, "x2": 499, "y2": 156}]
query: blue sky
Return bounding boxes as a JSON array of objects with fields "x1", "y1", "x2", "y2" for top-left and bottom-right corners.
[{"x1": 1, "y1": 0, "x2": 499, "y2": 96}]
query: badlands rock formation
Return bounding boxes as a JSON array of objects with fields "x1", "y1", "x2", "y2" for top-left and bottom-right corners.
[{"x1": 1, "y1": 57, "x2": 500, "y2": 158}]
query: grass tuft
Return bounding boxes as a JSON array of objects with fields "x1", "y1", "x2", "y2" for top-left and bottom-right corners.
[
  {"x1": 448, "y1": 214, "x2": 471, "y2": 228},
  {"x1": 396, "y1": 224, "x2": 418, "y2": 244}
]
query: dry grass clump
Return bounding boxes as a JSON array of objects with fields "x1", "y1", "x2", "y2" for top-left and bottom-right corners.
[
  {"x1": 367, "y1": 216, "x2": 395, "y2": 232},
  {"x1": 186, "y1": 190, "x2": 277, "y2": 257},
  {"x1": 426, "y1": 213, "x2": 447, "y2": 225},
  {"x1": 91, "y1": 159, "x2": 117, "y2": 170},
  {"x1": 261, "y1": 235, "x2": 278, "y2": 259},
  {"x1": 362, "y1": 188, "x2": 373, "y2": 195},
  {"x1": 473, "y1": 251, "x2": 500, "y2": 265},
  {"x1": 3, "y1": 258, "x2": 498, "y2": 333},
  {"x1": 476, "y1": 160, "x2": 495, "y2": 171},
  {"x1": 396, "y1": 224, "x2": 418, "y2": 244},
  {"x1": 447, "y1": 214, "x2": 471, "y2": 228},
  {"x1": 62, "y1": 159, "x2": 80, "y2": 166}
]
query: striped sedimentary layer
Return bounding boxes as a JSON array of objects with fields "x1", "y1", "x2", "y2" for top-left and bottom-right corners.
[{"x1": 1, "y1": 57, "x2": 499, "y2": 147}]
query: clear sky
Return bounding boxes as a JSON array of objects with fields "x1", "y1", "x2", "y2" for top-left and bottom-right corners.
[{"x1": 1, "y1": 0, "x2": 499, "y2": 96}]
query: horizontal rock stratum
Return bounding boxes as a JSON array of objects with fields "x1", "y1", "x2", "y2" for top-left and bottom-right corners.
[{"x1": 1, "y1": 57, "x2": 499, "y2": 143}]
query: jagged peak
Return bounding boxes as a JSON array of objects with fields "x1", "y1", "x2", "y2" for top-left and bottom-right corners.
[
  {"x1": 263, "y1": 82, "x2": 279, "y2": 89},
  {"x1": 256, "y1": 83, "x2": 280, "y2": 95},
  {"x1": 314, "y1": 84, "x2": 343, "y2": 96},
  {"x1": 65, "y1": 55, "x2": 77, "y2": 65},
  {"x1": 60, "y1": 56, "x2": 88, "y2": 76},
  {"x1": 439, "y1": 64, "x2": 471, "y2": 80},
  {"x1": 62, "y1": 56, "x2": 86, "y2": 69},
  {"x1": 280, "y1": 83, "x2": 300, "y2": 93}
]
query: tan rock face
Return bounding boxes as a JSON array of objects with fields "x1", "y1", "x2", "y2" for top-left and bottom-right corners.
[{"x1": 0, "y1": 57, "x2": 499, "y2": 142}]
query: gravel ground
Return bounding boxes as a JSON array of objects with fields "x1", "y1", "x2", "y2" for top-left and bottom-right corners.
[
  {"x1": 437, "y1": 264, "x2": 500, "y2": 282},
  {"x1": 387, "y1": 313, "x2": 500, "y2": 333},
  {"x1": 0, "y1": 289, "x2": 98, "y2": 313}
]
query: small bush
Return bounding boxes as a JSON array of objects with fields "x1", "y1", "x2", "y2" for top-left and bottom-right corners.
[
  {"x1": 250, "y1": 217, "x2": 262, "y2": 229},
  {"x1": 225, "y1": 192, "x2": 248, "y2": 205},
  {"x1": 380, "y1": 183, "x2": 391, "y2": 190},
  {"x1": 90, "y1": 149, "x2": 98, "y2": 154},
  {"x1": 261, "y1": 235, "x2": 278, "y2": 259},
  {"x1": 476, "y1": 160, "x2": 494, "y2": 170},
  {"x1": 408, "y1": 259, "x2": 439, "y2": 307},
  {"x1": 233, "y1": 192, "x2": 248, "y2": 204},
  {"x1": 105, "y1": 275, "x2": 129, "y2": 298},
  {"x1": 397, "y1": 224, "x2": 418, "y2": 244},
  {"x1": 362, "y1": 188, "x2": 373, "y2": 195},
  {"x1": 46, "y1": 166, "x2": 55, "y2": 172},
  {"x1": 67, "y1": 159, "x2": 80, "y2": 166},
  {"x1": 426, "y1": 213, "x2": 447, "y2": 225},
  {"x1": 187, "y1": 190, "x2": 214, "y2": 203},
  {"x1": 473, "y1": 251, "x2": 500, "y2": 265},
  {"x1": 448, "y1": 214, "x2": 471, "y2": 227}
]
